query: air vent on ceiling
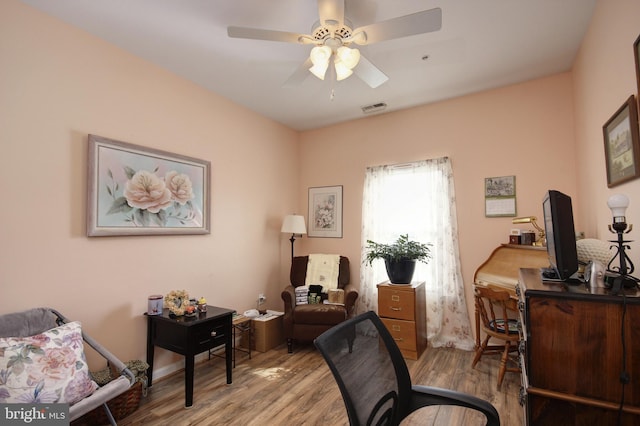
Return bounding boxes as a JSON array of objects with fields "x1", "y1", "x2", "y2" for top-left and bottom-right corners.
[{"x1": 361, "y1": 102, "x2": 387, "y2": 114}]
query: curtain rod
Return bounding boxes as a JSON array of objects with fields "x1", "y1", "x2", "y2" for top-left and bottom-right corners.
[{"x1": 367, "y1": 156, "x2": 450, "y2": 171}]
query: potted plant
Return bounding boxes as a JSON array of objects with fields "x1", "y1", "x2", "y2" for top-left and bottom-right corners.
[{"x1": 364, "y1": 234, "x2": 432, "y2": 284}]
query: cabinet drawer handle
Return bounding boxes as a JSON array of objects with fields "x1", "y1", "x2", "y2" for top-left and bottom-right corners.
[
  {"x1": 390, "y1": 307, "x2": 401, "y2": 311},
  {"x1": 210, "y1": 331, "x2": 217, "y2": 337},
  {"x1": 518, "y1": 301, "x2": 525, "y2": 312},
  {"x1": 391, "y1": 295, "x2": 400, "y2": 302},
  {"x1": 392, "y1": 325, "x2": 401, "y2": 331}
]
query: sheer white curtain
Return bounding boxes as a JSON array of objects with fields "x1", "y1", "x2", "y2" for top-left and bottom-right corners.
[{"x1": 359, "y1": 157, "x2": 474, "y2": 350}]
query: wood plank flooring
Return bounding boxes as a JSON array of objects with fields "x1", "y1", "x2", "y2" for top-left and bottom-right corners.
[{"x1": 117, "y1": 342, "x2": 522, "y2": 425}]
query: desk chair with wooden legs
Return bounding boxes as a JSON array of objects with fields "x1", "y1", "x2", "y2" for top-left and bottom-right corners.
[{"x1": 472, "y1": 285, "x2": 520, "y2": 389}]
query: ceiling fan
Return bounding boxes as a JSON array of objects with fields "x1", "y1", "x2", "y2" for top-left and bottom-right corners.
[{"x1": 227, "y1": 0, "x2": 442, "y2": 88}]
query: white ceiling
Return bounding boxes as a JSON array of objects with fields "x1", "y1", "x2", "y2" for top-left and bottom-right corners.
[{"x1": 21, "y1": 0, "x2": 596, "y2": 131}]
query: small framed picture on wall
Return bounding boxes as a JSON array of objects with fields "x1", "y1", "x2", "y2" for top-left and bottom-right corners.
[
  {"x1": 603, "y1": 95, "x2": 640, "y2": 188},
  {"x1": 308, "y1": 185, "x2": 343, "y2": 238}
]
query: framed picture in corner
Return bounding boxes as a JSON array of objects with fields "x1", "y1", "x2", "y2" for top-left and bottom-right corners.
[
  {"x1": 603, "y1": 95, "x2": 640, "y2": 188},
  {"x1": 308, "y1": 185, "x2": 343, "y2": 238}
]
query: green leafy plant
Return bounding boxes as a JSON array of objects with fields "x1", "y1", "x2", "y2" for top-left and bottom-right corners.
[{"x1": 364, "y1": 234, "x2": 432, "y2": 266}]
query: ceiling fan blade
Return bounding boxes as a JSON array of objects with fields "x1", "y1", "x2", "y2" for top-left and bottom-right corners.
[
  {"x1": 354, "y1": 55, "x2": 388, "y2": 88},
  {"x1": 351, "y1": 8, "x2": 442, "y2": 45},
  {"x1": 228, "y1": 26, "x2": 312, "y2": 44},
  {"x1": 282, "y1": 58, "x2": 313, "y2": 88},
  {"x1": 318, "y1": 0, "x2": 344, "y2": 27}
]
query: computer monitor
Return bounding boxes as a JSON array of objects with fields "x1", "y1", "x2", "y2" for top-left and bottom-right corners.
[{"x1": 542, "y1": 190, "x2": 579, "y2": 281}]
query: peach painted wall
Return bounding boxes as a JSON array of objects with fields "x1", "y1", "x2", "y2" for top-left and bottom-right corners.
[
  {"x1": 0, "y1": 0, "x2": 299, "y2": 372},
  {"x1": 1, "y1": 0, "x2": 636, "y2": 377},
  {"x1": 573, "y1": 0, "x2": 640, "y2": 269},
  {"x1": 298, "y1": 73, "x2": 578, "y2": 325}
]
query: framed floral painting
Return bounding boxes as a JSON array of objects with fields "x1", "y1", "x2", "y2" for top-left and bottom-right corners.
[
  {"x1": 87, "y1": 134, "x2": 211, "y2": 236},
  {"x1": 308, "y1": 185, "x2": 343, "y2": 238}
]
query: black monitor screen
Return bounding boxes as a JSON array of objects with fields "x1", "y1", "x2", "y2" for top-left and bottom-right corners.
[{"x1": 542, "y1": 190, "x2": 579, "y2": 280}]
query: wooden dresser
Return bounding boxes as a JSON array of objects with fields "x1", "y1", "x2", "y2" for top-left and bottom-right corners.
[
  {"x1": 517, "y1": 268, "x2": 640, "y2": 425},
  {"x1": 377, "y1": 281, "x2": 426, "y2": 360}
]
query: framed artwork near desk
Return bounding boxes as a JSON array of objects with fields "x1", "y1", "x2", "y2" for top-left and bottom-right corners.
[
  {"x1": 634, "y1": 33, "x2": 640, "y2": 102},
  {"x1": 603, "y1": 95, "x2": 640, "y2": 188}
]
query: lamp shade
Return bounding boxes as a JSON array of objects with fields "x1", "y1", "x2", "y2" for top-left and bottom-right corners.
[
  {"x1": 336, "y1": 46, "x2": 360, "y2": 69},
  {"x1": 334, "y1": 61, "x2": 353, "y2": 81},
  {"x1": 281, "y1": 215, "x2": 307, "y2": 235},
  {"x1": 309, "y1": 45, "x2": 332, "y2": 80},
  {"x1": 608, "y1": 194, "x2": 629, "y2": 221}
]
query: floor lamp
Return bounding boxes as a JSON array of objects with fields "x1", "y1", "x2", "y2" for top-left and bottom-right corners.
[{"x1": 281, "y1": 215, "x2": 307, "y2": 260}]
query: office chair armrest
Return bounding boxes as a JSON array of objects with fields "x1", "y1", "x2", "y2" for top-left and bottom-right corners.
[{"x1": 410, "y1": 385, "x2": 500, "y2": 426}]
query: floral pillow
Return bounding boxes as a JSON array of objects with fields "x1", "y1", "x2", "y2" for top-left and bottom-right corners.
[{"x1": 0, "y1": 321, "x2": 98, "y2": 405}]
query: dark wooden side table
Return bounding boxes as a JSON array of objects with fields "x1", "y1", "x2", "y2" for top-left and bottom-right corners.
[{"x1": 145, "y1": 306, "x2": 234, "y2": 408}]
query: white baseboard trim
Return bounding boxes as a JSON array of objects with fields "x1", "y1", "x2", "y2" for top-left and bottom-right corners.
[
  {"x1": 150, "y1": 352, "x2": 212, "y2": 382},
  {"x1": 150, "y1": 339, "x2": 239, "y2": 383}
]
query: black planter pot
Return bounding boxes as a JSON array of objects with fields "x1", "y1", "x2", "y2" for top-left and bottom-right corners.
[{"x1": 384, "y1": 259, "x2": 417, "y2": 284}]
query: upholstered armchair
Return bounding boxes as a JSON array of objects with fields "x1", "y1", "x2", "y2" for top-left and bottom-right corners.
[{"x1": 281, "y1": 255, "x2": 358, "y2": 353}]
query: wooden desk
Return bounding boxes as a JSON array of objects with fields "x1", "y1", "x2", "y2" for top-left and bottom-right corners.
[
  {"x1": 517, "y1": 268, "x2": 640, "y2": 425},
  {"x1": 474, "y1": 244, "x2": 549, "y2": 296},
  {"x1": 473, "y1": 244, "x2": 549, "y2": 347},
  {"x1": 146, "y1": 306, "x2": 234, "y2": 407}
]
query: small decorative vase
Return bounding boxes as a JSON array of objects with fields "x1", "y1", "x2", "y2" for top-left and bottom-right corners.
[{"x1": 384, "y1": 259, "x2": 416, "y2": 284}]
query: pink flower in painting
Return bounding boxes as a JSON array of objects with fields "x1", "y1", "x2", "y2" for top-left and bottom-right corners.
[
  {"x1": 124, "y1": 170, "x2": 173, "y2": 213},
  {"x1": 165, "y1": 171, "x2": 194, "y2": 205}
]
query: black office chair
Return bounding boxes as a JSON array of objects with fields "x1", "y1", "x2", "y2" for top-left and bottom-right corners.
[{"x1": 314, "y1": 311, "x2": 500, "y2": 426}]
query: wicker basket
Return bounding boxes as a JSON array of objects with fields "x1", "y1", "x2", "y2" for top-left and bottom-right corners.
[
  {"x1": 70, "y1": 380, "x2": 143, "y2": 426},
  {"x1": 71, "y1": 360, "x2": 148, "y2": 426}
]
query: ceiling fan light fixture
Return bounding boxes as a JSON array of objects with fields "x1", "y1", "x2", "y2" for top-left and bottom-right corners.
[
  {"x1": 334, "y1": 61, "x2": 353, "y2": 81},
  {"x1": 309, "y1": 61, "x2": 329, "y2": 80},
  {"x1": 309, "y1": 45, "x2": 332, "y2": 80},
  {"x1": 336, "y1": 46, "x2": 360, "y2": 69},
  {"x1": 310, "y1": 45, "x2": 332, "y2": 65}
]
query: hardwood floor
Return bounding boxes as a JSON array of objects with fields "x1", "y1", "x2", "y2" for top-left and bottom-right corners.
[{"x1": 117, "y1": 343, "x2": 522, "y2": 425}]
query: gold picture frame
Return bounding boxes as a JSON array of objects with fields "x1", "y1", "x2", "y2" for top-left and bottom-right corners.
[{"x1": 603, "y1": 95, "x2": 640, "y2": 188}]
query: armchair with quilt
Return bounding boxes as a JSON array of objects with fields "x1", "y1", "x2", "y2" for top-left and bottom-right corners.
[
  {"x1": 0, "y1": 307, "x2": 135, "y2": 425},
  {"x1": 281, "y1": 255, "x2": 358, "y2": 353}
]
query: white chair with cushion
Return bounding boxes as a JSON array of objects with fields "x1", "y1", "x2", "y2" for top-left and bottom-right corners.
[{"x1": 0, "y1": 307, "x2": 135, "y2": 425}]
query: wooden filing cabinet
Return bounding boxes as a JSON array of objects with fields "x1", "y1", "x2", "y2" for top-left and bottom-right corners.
[{"x1": 377, "y1": 281, "x2": 427, "y2": 360}]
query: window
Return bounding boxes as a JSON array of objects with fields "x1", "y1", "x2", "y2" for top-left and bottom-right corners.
[{"x1": 360, "y1": 157, "x2": 474, "y2": 349}]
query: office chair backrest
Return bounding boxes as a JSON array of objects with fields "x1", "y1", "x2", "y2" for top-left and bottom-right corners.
[{"x1": 314, "y1": 311, "x2": 412, "y2": 425}]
